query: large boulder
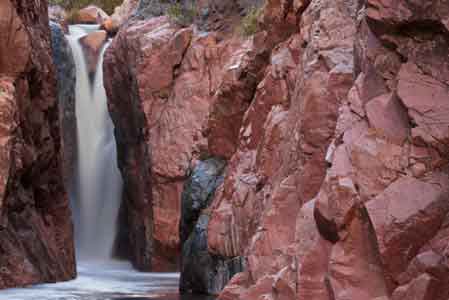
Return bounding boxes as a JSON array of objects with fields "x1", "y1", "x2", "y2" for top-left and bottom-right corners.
[
  {"x1": 79, "y1": 30, "x2": 108, "y2": 79},
  {"x1": 74, "y1": 5, "x2": 109, "y2": 24}
]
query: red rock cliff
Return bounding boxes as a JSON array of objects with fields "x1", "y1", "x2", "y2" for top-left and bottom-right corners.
[
  {"x1": 105, "y1": 0, "x2": 449, "y2": 298},
  {"x1": 0, "y1": 0, "x2": 76, "y2": 288}
]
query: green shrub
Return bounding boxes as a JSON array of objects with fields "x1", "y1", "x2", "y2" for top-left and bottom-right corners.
[
  {"x1": 48, "y1": 0, "x2": 123, "y2": 15},
  {"x1": 240, "y1": 6, "x2": 263, "y2": 36},
  {"x1": 167, "y1": 2, "x2": 197, "y2": 27}
]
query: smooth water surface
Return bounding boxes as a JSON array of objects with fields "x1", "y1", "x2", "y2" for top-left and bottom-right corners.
[{"x1": 0, "y1": 262, "x2": 214, "y2": 300}]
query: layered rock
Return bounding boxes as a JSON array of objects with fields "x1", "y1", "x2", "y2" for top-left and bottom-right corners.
[
  {"x1": 104, "y1": 11, "x2": 267, "y2": 271},
  {"x1": 105, "y1": 0, "x2": 449, "y2": 298},
  {"x1": 0, "y1": 0, "x2": 75, "y2": 288},
  {"x1": 310, "y1": 0, "x2": 449, "y2": 299}
]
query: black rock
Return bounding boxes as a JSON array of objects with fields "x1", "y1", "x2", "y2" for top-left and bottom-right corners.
[
  {"x1": 179, "y1": 158, "x2": 245, "y2": 295},
  {"x1": 179, "y1": 158, "x2": 226, "y2": 245},
  {"x1": 50, "y1": 21, "x2": 77, "y2": 196}
]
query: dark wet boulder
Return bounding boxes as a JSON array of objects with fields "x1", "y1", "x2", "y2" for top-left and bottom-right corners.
[
  {"x1": 179, "y1": 158, "x2": 245, "y2": 294},
  {"x1": 180, "y1": 214, "x2": 246, "y2": 294},
  {"x1": 180, "y1": 158, "x2": 226, "y2": 245},
  {"x1": 50, "y1": 21, "x2": 77, "y2": 194}
]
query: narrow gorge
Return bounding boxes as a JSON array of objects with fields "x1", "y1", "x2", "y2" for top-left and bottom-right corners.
[{"x1": 0, "y1": 0, "x2": 449, "y2": 300}]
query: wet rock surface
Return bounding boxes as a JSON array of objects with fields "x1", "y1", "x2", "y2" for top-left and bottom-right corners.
[
  {"x1": 179, "y1": 158, "x2": 226, "y2": 245},
  {"x1": 50, "y1": 21, "x2": 77, "y2": 196},
  {"x1": 179, "y1": 158, "x2": 245, "y2": 294},
  {"x1": 180, "y1": 214, "x2": 245, "y2": 295},
  {"x1": 0, "y1": 0, "x2": 75, "y2": 289}
]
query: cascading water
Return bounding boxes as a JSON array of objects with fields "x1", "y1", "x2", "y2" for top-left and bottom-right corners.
[
  {"x1": 66, "y1": 24, "x2": 123, "y2": 261},
  {"x1": 0, "y1": 23, "x2": 213, "y2": 300}
]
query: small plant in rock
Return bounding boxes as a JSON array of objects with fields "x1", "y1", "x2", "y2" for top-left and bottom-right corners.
[
  {"x1": 48, "y1": 0, "x2": 122, "y2": 15},
  {"x1": 167, "y1": 2, "x2": 197, "y2": 27},
  {"x1": 240, "y1": 6, "x2": 263, "y2": 36}
]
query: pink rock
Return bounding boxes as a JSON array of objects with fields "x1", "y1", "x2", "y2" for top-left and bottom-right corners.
[
  {"x1": 74, "y1": 5, "x2": 109, "y2": 24},
  {"x1": 366, "y1": 174, "x2": 449, "y2": 283},
  {"x1": 296, "y1": 200, "x2": 333, "y2": 300},
  {"x1": 328, "y1": 205, "x2": 390, "y2": 300},
  {"x1": 397, "y1": 63, "x2": 449, "y2": 150},
  {"x1": 366, "y1": 93, "x2": 410, "y2": 145},
  {"x1": 218, "y1": 272, "x2": 250, "y2": 300},
  {"x1": 397, "y1": 251, "x2": 447, "y2": 285},
  {"x1": 392, "y1": 273, "x2": 438, "y2": 300}
]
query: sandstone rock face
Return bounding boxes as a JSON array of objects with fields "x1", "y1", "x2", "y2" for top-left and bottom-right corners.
[
  {"x1": 105, "y1": 0, "x2": 449, "y2": 297},
  {"x1": 104, "y1": 14, "x2": 264, "y2": 270},
  {"x1": 0, "y1": 0, "x2": 75, "y2": 289},
  {"x1": 310, "y1": 0, "x2": 449, "y2": 298},
  {"x1": 50, "y1": 21, "x2": 77, "y2": 196}
]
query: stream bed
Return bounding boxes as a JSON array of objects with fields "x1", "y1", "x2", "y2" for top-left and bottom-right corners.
[{"x1": 0, "y1": 261, "x2": 215, "y2": 300}]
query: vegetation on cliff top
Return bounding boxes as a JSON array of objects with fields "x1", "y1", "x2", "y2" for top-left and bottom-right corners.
[
  {"x1": 166, "y1": 2, "x2": 197, "y2": 27},
  {"x1": 49, "y1": 0, "x2": 122, "y2": 14},
  {"x1": 240, "y1": 6, "x2": 263, "y2": 36}
]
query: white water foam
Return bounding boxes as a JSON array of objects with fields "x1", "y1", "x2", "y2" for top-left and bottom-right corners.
[
  {"x1": 0, "y1": 262, "x2": 180, "y2": 300},
  {"x1": 66, "y1": 25, "x2": 123, "y2": 261}
]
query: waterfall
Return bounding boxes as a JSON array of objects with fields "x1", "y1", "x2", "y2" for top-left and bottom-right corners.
[{"x1": 66, "y1": 25, "x2": 123, "y2": 261}]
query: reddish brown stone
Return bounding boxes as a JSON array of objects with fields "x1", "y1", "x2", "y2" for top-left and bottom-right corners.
[
  {"x1": 103, "y1": 0, "x2": 449, "y2": 298},
  {"x1": 366, "y1": 93, "x2": 410, "y2": 145},
  {"x1": 74, "y1": 5, "x2": 109, "y2": 24},
  {"x1": 0, "y1": 0, "x2": 30, "y2": 76},
  {"x1": 366, "y1": 175, "x2": 449, "y2": 283},
  {"x1": 392, "y1": 274, "x2": 439, "y2": 300},
  {"x1": 0, "y1": 0, "x2": 75, "y2": 289}
]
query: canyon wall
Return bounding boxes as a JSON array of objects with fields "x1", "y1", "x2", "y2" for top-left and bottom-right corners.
[
  {"x1": 105, "y1": 0, "x2": 449, "y2": 298},
  {"x1": 0, "y1": 0, "x2": 76, "y2": 288}
]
